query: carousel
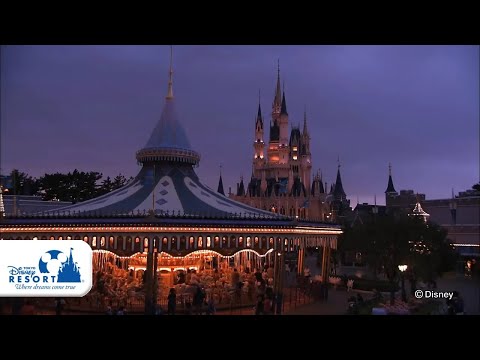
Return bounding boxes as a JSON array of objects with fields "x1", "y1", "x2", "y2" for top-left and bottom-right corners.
[{"x1": 0, "y1": 47, "x2": 342, "y2": 313}]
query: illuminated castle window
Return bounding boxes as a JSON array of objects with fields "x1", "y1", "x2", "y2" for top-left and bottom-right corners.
[
  {"x1": 92, "y1": 236, "x2": 97, "y2": 247},
  {"x1": 189, "y1": 236, "x2": 195, "y2": 248},
  {"x1": 101, "y1": 236, "x2": 106, "y2": 247},
  {"x1": 247, "y1": 236, "x2": 252, "y2": 247},
  {"x1": 206, "y1": 236, "x2": 211, "y2": 248},
  {"x1": 198, "y1": 236, "x2": 203, "y2": 248}
]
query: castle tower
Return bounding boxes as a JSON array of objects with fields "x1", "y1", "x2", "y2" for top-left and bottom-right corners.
[
  {"x1": 329, "y1": 160, "x2": 351, "y2": 222},
  {"x1": 229, "y1": 62, "x2": 332, "y2": 221},
  {"x1": 268, "y1": 64, "x2": 281, "y2": 164}
]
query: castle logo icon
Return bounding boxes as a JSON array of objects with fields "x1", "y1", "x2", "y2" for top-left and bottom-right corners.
[{"x1": 39, "y1": 248, "x2": 82, "y2": 283}]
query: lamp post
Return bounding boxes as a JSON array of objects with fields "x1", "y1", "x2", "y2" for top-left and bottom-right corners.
[{"x1": 398, "y1": 264, "x2": 407, "y2": 302}]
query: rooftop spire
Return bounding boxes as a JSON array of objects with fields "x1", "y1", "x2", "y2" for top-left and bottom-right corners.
[
  {"x1": 136, "y1": 46, "x2": 200, "y2": 166},
  {"x1": 303, "y1": 106, "x2": 308, "y2": 135},
  {"x1": 217, "y1": 164, "x2": 225, "y2": 196},
  {"x1": 256, "y1": 90, "x2": 263, "y2": 129},
  {"x1": 273, "y1": 59, "x2": 281, "y2": 108},
  {"x1": 385, "y1": 162, "x2": 397, "y2": 194},
  {"x1": 166, "y1": 45, "x2": 174, "y2": 100},
  {"x1": 257, "y1": 89, "x2": 262, "y2": 118},
  {"x1": 281, "y1": 90, "x2": 288, "y2": 115},
  {"x1": 333, "y1": 161, "x2": 346, "y2": 199}
]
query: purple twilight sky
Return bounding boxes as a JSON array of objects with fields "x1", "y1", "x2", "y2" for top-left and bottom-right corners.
[{"x1": 1, "y1": 45, "x2": 478, "y2": 205}]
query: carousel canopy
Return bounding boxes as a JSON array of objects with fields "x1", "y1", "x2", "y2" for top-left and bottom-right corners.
[{"x1": 43, "y1": 164, "x2": 279, "y2": 218}]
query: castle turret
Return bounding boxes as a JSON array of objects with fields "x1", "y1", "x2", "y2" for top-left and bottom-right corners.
[
  {"x1": 385, "y1": 163, "x2": 398, "y2": 207},
  {"x1": 253, "y1": 99, "x2": 265, "y2": 175},
  {"x1": 333, "y1": 163, "x2": 347, "y2": 202},
  {"x1": 237, "y1": 177, "x2": 245, "y2": 196},
  {"x1": 217, "y1": 168, "x2": 225, "y2": 196}
]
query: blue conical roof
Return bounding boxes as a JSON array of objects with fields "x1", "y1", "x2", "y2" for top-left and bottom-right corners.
[{"x1": 143, "y1": 98, "x2": 193, "y2": 152}]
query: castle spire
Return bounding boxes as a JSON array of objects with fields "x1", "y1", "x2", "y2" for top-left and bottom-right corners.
[
  {"x1": 280, "y1": 90, "x2": 288, "y2": 115},
  {"x1": 319, "y1": 170, "x2": 325, "y2": 193},
  {"x1": 333, "y1": 161, "x2": 346, "y2": 199},
  {"x1": 273, "y1": 59, "x2": 282, "y2": 110},
  {"x1": 237, "y1": 176, "x2": 245, "y2": 196},
  {"x1": 217, "y1": 165, "x2": 225, "y2": 196},
  {"x1": 166, "y1": 45, "x2": 174, "y2": 100},
  {"x1": 303, "y1": 106, "x2": 308, "y2": 135},
  {"x1": 385, "y1": 162, "x2": 397, "y2": 194},
  {"x1": 256, "y1": 91, "x2": 263, "y2": 126}
]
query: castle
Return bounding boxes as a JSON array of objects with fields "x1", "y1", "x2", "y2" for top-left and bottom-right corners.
[{"x1": 228, "y1": 64, "x2": 350, "y2": 222}]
